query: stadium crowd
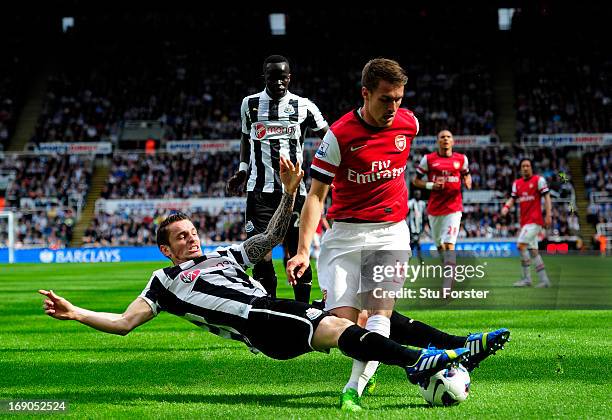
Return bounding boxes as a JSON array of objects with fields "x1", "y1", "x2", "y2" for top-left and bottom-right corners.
[
  {"x1": 102, "y1": 152, "x2": 240, "y2": 199},
  {"x1": 584, "y1": 148, "x2": 612, "y2": 225},
  {"x1": 2, "y1": 155, "x2": 93, "y2": 208},
  {"x1": 512, "y1": 8, "x2": 611, "y2": 138},
  {"x1": 26, "y1": 9, "x2": 499, "y2": 147},
  {"x1": 0, "y1": 155, "x2": 91, "y2": 248},
  {"x1": 81, "y1": 209, "x2": 246, "y2": 247},
  {"x1": 0, "y1": 44, "x2": 27, "y2": 150}
]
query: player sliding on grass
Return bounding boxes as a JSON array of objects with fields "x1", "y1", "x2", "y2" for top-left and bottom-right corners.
[{"x1": 39, "y1": 156, "x2": 469, "y2": 392}]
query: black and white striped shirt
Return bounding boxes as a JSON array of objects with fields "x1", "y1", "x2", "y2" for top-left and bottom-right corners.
[
  {"x1": 139, "y1": 244, "x2": 266, "y2": 347},
  {"x1": 408, "y1": 198, "x2": 427, "y2": 234},
  {"x1": 241, "y1": 89, "x2": 328, "y2": 195}
]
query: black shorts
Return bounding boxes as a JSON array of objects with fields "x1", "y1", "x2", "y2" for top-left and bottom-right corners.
[
  {"x1": 244, "y1": 297, "x2": 329, "y2": 360},
  {"x1": 245, "y1": 191, "x2": 305, "y2": 255}
]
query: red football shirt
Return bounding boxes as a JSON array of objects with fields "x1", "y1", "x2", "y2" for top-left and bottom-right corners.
[
  {"x1": 416, "y1": 152, "x2": 469, "y2": 216},
  {"x1": 310, "y1": 108, "x2": 419, "y2": 221},
  {"x1": 511, "y1": 175, "x2": 549, "y2": 226}
]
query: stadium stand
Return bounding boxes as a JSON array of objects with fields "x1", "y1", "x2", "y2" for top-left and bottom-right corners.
[
  {"x1": 0, "y1": 42, "x2": 27, "y2": 151},
  {"x1": 81, "y1": 209, "x2": 246, "y2": 247},
  {"x1": 0, "y1": 155, "x2": 92, "y2": 248},
  {"x1": 25, "y1": 9, "x2": 498, "y2": 148},
  {"x1": 102, "y1": 152, "x2": 239, "y2": 199},
  {"x1": 511, "y1": 7, "x2": 611, "y2": 138},
  {"x1": 584, "y1": 148, "x2": 612, "y2": 226}
]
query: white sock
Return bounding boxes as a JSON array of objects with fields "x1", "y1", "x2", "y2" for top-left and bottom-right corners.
[
  {"x1": 343, "y1": 315, "x2": 391, "y2": 395},
  {"x1": 520, "y1": 249, "x2": 531, "y2": 281},
  {"x1": 533, "y1": 254, "x2": 549, "y2": 283}
]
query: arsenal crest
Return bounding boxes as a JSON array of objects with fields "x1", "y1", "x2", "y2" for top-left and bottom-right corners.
[
  {"x1": 395, "y1": 135, "x2": 406, "y2": 151},
  {"x1": 453, "y1": 161, "x2": 460, "y2": 170},
  {"x1": 179, "y1": 269, "x2": 201, "y2": 284}
]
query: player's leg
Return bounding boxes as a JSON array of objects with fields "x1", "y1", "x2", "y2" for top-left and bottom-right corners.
[
  {"x1": 388, "y1": 310, "x2": 510, "y2": 371},
  {"x1": 439, "y1": 212, "x2": 461, "y2": 291},
  {"x1": 247, "y1": 192, "x2": 278, "y2": 297},
  {"x1": 246, "y1": 300, "x2": 469, "y2": 385},
  {"x1": 389, "y1": 310, "x2": 466, "y2": 349},
  {"x1": 531, "y1": 233, "x2": 550, "y2": 287},
  {"x1": 429, "y1": 215, "x2": 444, "y2": 260},
  {"x1": 285, "y1": 194, "x2": 312, "y2": 302},
  {"x1": 318, "y1": 223, "x2": 371, "y2": 409},
  {"x1": 312, "y1": 315, "x2": 470, "y2": 385},
  {"x1": 347, "y1": 223, "x2": 411, "y2": 400},
  {"x1": 514, "y1": 224, "x2": 537, "y2": 286}
]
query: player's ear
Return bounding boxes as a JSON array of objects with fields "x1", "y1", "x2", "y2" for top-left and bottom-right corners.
[
  {"x1": 159, "y1": 245, "x2": 172, "y2": 260},
  {"x1": 361, "y1": 86, "x2": 369, "y2": 101}
]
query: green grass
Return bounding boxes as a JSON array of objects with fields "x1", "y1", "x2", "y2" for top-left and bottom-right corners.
[{"x1": 0, "y1": 258, "x2": 611, "y2": 418}]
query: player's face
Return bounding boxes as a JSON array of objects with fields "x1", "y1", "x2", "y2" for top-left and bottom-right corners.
[
  {"x1": 362, "y1": 80, "x2": 404, "y2": 127},
  {"x1": 165, "y1": 220, "x2": 202, "y2": 264},
  {"x1": 521, "y1": 161, "x2": 533, "y2": 178},
  {"x1": 264, "y1": 62, "x2": 291, "y2": 99},
  {"x1": 437, "y1": 130, "x2": 454, "y2": 151}
]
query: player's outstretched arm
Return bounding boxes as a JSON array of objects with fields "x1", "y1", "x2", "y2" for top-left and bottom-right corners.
[
  {"x1": 287, "y1": 178, "x2": 329, "y2": 284},
  {"x1": 243, "y1": 156, "x2": 303, "y2": 264},
  {"x1": 39, "y1": 290, "x2": 154, "y2": 336}
]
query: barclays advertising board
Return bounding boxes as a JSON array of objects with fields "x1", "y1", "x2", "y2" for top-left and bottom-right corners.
[{"x1": 0, "y1": 241, "x2": 517, "y2": 264}]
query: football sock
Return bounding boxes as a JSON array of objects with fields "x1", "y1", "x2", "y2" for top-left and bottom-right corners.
[
  {"x1": 253, "y1": 259, "x2": 277, "y2": 299},
  {"x1": 356, "y1": 315, "x2": 390, "y2": 395},
  {"x1": 533, "y1": 254, "x2": 550, "y2": 283},
  {"x1": 338, "y1": 325, "x2": 420, "y2": 367},
  {"x1": 520, "y1": 249, "x2": 531, "y2": 281},
  {"x1": 293, "y1": 266, "x2": 312, "y2": 303},
  {"x1": 389, "y1": 311, "x2": 466, "y2": 349}
]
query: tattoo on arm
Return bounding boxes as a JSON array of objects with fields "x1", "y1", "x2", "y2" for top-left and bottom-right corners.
[{"x1": 243, "y1": 192, "x2": 295, "y2": 264}]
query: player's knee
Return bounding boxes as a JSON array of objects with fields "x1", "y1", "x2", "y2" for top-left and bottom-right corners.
[{"x1": 313, "y1": 316, "x2": 353, "y2": 351}]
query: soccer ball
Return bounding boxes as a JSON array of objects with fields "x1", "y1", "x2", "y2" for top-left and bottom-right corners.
[{"x1": 418, "y1": 364, "x2": 470, "y2": 406}]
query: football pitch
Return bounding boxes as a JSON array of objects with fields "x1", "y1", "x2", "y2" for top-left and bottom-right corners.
[{"x1": 1, "y1": 257, "x2": 610, "y2": 418}]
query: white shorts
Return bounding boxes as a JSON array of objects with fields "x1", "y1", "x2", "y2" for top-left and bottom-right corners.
[
  {"x1": 517, "y1": 223, "x2": 543, "y2": 249},
  {"x1": 428, "y1": 212, "x2": 462, "y2": 246},
  {"x1": 317, "y1": 221, "x2": 411, "y2": 311}
]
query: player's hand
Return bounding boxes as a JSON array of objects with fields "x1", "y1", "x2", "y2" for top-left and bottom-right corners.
[
  {"x1": 433, "y1": 179, "x2": 445, "y2": 190},
  {"x1": 545, "y1": 214, "x2": 552, "y2": 228},
  {"x1": 38, "y1": 289, "x2": 76, "y2": 320},
  {"x1": 279, "y1": 156, "x2": 304, "y2": 195},
  {"x1": 286, "y1": 252, "x2": 310, "y2": 285},
  {"x1": 501, "y1": 206, "x2": 509, "y2": 216},
  {"x1": 226, "y1": 170, "x2": 247, "y2": 196}
]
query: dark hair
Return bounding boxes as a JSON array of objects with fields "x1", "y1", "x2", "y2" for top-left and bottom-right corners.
[
  {"x1": 263, "y1": 55, "x2": 290, "y2": 74},
  {"x1": 519, "y1": 158, "x2": 533, "y2": 168},
  {"x1": 156, "y1": 212, "x2": 191, "y2": 247},
  {"x1": 361, "y1": 58, "x2": 408, "y2": 91}
]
